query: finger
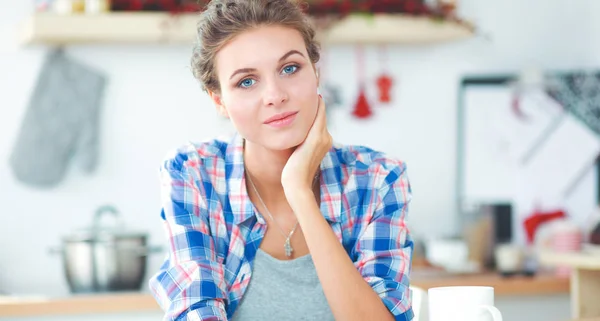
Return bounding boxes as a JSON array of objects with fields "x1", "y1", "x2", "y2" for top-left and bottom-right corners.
[
  {"x1": 308, "y1": 95, "x2": 324, "y2": 129},
  {"x1": 314, "y1": 95, "x2": 327, "y2": 127},
  {"x1": 311, "y1": 95, "x2": 322, "y2": 124}
]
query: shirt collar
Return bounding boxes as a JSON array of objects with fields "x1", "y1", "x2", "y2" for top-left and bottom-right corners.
[{"x1": 226, "y1": 133, "x2": 343, "y2": 225}]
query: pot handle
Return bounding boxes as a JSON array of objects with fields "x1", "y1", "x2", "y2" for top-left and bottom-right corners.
[{"x1": 93, "y1": 204, "x2": 123, "y2": 230}]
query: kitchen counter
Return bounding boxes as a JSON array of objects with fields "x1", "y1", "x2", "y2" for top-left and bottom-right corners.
[
  {"x1": 0, "y1": 271, "x2": 569, "y2": 317},
  {"x1": 0, "y1": 292, "x2": 158, "y2": 317},
  {"x1": 411, "y1": 269, "x2": 570, "y2": 295}
]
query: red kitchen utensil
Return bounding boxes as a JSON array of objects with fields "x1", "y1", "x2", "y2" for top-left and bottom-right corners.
[
  {"x1": 376, "y1": 45, "x2": 393, "y2": 104},
  {"x1": 352, "y1": 45, "x2": 373, "y2": 119}
]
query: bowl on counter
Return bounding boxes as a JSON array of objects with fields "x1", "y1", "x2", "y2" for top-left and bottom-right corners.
[{"x1": 50, "y1": 205, "x2": 162, "y2": 293}]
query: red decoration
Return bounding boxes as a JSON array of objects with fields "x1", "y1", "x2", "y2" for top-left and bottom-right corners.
[
  {"x1": 523, "y1": 209, "x2": 566, "y2": 244},
  {"x1": 375, "y1": 45, "x2": 394, "y2": 104},
  {"x1": 108, "y1": 0, "x2": 466, "y2": 23},
  {"x1": 110, "y1": 0, "x2": 202, "y2": 12},
  {"x1": 353, "y1": 87, "x2": 373, "y2": 119},
  {"x1": 376, "y1": 74, "x2": 393, "y2": 103},
  {"x1": 351, "y1": 46, "x2": 373, "y2": 119},
  {"x1": 306, "y1": 0, "x2": 431, "y2": 16}
]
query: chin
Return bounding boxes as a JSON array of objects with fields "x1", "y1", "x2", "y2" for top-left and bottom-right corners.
[
  {"x1": 254, "y1": 125, "x2": 307, "y2": 151},
  {"x1": 262, "y1": 132, "x2": 305, "y2": 151}
]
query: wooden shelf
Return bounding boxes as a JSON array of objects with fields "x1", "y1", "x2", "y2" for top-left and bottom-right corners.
[
  {"x1": 538, "y1": 250, "x2": 600, "y2": 270},
  {"x1": 19, "y1": 12, "x2": 474, "y2": 46},
  {"x1": 19, "y1": 12, "x2": 199, "y2": 45},
  {"x1": 318, "y1": 14, "x2": 474, "y2": 44}
]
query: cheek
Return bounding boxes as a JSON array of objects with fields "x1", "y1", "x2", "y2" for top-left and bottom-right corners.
[
  {"x1": 291, "y1": 77, "x2": 319, "y2": 117},
  {"x1": 221, "y1": 94, "x2": 257, "y2": 133}
]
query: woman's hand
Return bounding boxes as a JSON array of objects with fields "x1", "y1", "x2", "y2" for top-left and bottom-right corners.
[{"x1": 281, "y1": 95, "x2": 332, "y2": 199}]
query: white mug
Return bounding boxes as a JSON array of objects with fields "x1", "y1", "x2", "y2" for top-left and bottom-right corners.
[
  {"x1": 428, "y1": 286, "x2": 503, "y2": 321},
  {"x1": 494, "y1": 244, "x2": 523, "y2": 273},
  {"x1": 425, "y1": 239, "x2": 469, "y2": 270}
]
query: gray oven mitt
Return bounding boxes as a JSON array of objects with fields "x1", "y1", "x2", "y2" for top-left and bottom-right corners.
[{"x1": 9, "y1": 49, "x2": 106, "y2": 188}]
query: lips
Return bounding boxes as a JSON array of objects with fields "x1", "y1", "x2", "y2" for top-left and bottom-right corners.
[{"x1": 263, "y1": 111, "x2": 298, "y2": 124}]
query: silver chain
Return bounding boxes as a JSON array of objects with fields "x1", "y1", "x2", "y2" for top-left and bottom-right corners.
[{"x1": 245, "y1": 169, "x2": 319, "y2": 257}]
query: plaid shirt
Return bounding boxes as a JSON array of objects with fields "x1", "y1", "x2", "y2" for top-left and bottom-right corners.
[{"x1": 149, "y1": 134, "x2": 414, "y2": 321}]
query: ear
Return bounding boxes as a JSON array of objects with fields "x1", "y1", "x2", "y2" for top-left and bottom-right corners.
[
  {"x1": 313, "y1": 63, "x2": 320, "y2": 88},
  {"x1": 208, "y1": 90, "x2": 229, "y2": 118},
  {"x1": 316, "y1": 69, "x2": 320, "y2": 87}
]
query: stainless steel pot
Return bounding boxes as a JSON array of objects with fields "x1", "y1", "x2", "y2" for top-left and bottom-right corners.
[{"x1": 50, "y1": 205, "x2": 162, "y2": 293}]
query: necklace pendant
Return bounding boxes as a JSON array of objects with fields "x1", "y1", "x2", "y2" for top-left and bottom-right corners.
[{"x1": 284, "y1": 238, "x2": 293, "y2": 257}]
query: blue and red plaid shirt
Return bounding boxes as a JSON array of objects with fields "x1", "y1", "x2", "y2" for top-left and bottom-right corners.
[{"x1": 149, "y1": 133, "x2": 414, "y2": 321}]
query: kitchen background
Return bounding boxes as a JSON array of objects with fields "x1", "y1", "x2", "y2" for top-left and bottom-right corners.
[{"x1": 1, "y1": 0, "x2": 600, "y2": 320}]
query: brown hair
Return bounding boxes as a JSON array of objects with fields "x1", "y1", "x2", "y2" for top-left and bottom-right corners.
[{"x1": 191, "y1": 0, "x2": 321, "y2": 93}]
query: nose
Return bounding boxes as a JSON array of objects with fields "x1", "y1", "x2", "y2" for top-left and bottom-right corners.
[{"x1": 262, "y1": 78, "x2": 288, "y2": 107}]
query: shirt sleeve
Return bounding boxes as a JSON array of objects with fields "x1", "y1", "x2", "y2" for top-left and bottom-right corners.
[
  {"x1": 353, "y1": 162, "x2": 414, "y2": 321},
  {"x1": 149, "y1": 152, "x2": 229, "y2": 321}
]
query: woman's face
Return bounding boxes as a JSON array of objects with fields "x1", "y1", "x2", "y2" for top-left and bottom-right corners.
[{"x1": 211, "y1": 25, "x2": 319, "y2": 151}]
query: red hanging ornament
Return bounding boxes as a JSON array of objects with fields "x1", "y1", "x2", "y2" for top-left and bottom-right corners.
[
  {"x1": 352, "y1": 46, "x2": 373, "y2": 119},
  {"x1": 353, "y1": 86, "x2": 372, "y2": 119},
  {"x1": 376, "y1": 45, "x2": 394, "y2": 104},
  {"x1": 376, "y1": 74, "x2": 393, "y2": 103}
]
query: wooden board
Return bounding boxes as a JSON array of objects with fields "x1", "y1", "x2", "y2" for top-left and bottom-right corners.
[
  {"x1": 19, "y1": 12, "x2": 474, "y2": 46},
  {"x1": 318, "y1": 14, "x2": 474, "y2": 44},
  {"x1": 537, "y1": 250, "x2": 600, "y2": 319},
  {"x1": 19, "y1": 12, "x2": 199, "y2": 45},
  {"x1": 571, "y1": 269, "x2": 600, "y2": 319},
  {"x1": 538, "y1": 251, "x2": 600, "y2": 270}
]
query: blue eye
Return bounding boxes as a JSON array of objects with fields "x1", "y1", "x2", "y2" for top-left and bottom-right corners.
[
  {"x1": 238, "y1": 78, "x2": 255, "y2": 88},
  {"x1": 282, "y1": 65, "x2": 298, "y2": 74}
]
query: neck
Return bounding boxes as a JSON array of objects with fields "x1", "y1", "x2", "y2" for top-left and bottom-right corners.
[{"x1": 243, "y1": 139, "x2": 294, "y2": 202}]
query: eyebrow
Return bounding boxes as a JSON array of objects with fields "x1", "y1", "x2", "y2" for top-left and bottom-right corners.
[{"x1": 228, "y1": 50, "x2": 305, "y2": 80}]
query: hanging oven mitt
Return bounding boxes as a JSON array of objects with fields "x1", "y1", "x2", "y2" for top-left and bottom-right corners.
[{"x1": 9, "y1": 49, "x2": 106, "y2": 188}]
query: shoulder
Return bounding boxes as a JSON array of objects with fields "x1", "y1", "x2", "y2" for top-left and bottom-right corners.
[
  {"x1": 330, "y1": 142, "x2": 409, "y2": 189},
  {"x1": 160, "y1": 136, "x2": 231, "y2": 175}
]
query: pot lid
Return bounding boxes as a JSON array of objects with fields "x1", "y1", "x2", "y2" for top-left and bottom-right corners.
[{"x1": 64, "y1": 205, "x2": 147, "y2": 242}]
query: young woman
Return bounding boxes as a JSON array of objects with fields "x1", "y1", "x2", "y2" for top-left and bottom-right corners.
[{"x1": 149, "y1": 1, "x2": 414, "y2": 320}]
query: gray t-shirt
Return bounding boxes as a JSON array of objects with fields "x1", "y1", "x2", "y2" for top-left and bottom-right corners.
[{"x1": 231, "y1": 249, "x2": 335, "y2": 321}]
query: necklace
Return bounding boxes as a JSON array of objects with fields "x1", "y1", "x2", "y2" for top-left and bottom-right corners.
[{"x1": 245, "y1": 170, "x2": 319, "y2": 257}]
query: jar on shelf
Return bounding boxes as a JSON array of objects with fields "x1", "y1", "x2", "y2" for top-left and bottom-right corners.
[
  {"x1": 85, "y1": 0, "x2": 110, "y2": 14},
  {"x1": 438, "y1": 0, "x2": 457, "y2": 16},
  {"x1": 53, "y1": 0, "x2": 85, "y2": 14},
  {"x1": 35, "y1": 0, "x2": 54, "y2": 12}
]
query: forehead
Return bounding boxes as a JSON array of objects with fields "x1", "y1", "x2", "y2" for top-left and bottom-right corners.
[{"x1": 216, "y1": 25, "x2": 307, "y2": 73}]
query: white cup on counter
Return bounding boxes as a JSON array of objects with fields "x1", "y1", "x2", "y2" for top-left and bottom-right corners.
[
  {"x1": 428, "y1": 286, "x2": 503, "y2": 321},
  {"x1": 426, "y1": 239, "x2": 475, "y2": 272},
  {"x1": 494, "y1": 243, "x2": 524, "y2": 274}
]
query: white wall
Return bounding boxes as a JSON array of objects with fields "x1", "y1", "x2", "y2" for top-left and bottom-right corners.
[{"x1": 1, "y1": 0, "x2": 600, "y2": 301}]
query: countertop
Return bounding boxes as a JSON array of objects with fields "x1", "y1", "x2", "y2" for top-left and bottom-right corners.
[
  {"x1": 411, "y1": 268, "x2": 569, "y2": 295},
  {"x1": 0, "y1": 292, "x2": 157, "y2": 317},
  {"x1": 0, "y1": 270, "x2": 570, "y2": 317}
]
